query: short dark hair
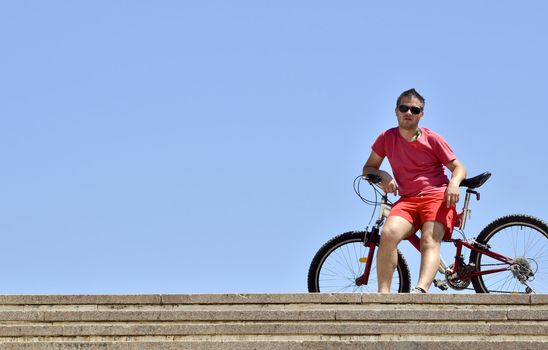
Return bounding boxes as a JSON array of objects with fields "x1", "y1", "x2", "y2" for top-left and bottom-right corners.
[{"x1": 396, "y1": 88, "x2": 425, "y2": 109}]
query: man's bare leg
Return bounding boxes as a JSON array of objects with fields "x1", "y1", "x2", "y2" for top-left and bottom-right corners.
[
  {"x1": 377, "y1": 216, "x2": 415, "y2": 293},
  {"x1": 415, "y1": 221, "x2": 445, "y2": 291}
]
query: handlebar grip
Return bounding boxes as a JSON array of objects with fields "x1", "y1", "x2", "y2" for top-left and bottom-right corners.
[{"x1": 364, "y1": 174, "x2": 382, "y2": 184}]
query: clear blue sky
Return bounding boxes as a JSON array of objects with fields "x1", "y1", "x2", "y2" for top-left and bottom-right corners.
[{"x1": 1, "y1": 1, "x2": 546, "y2": 294}]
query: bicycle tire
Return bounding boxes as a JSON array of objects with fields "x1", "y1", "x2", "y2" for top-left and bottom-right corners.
[
  {"x1": 470, "y1": 215, "x2": 548, "y2": 294},
  {"x1": 307, "y1": 231, "x2": 411, "y2": 293}
]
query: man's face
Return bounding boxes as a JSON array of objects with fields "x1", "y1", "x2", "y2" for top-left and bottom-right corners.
[{"x1": 395, "y1": 96, "x2": 424, "y2": 131}]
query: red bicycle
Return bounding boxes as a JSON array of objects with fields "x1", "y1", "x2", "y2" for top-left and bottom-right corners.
[{"x1": 308, "y1": 172, "x2": 548, "y2": 294}]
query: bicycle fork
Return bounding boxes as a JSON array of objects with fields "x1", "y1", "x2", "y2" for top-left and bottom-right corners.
[
  {"x1": 355, "y1": 227, "x2": 379, "y2": 286},
  {"x1": 355, "y1": 199, "x2": 388, "y2": 287}
]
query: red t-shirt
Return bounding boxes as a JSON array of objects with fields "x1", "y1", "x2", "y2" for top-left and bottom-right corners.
[{"x1": 372, "y1": 127, "x2": 456, "y2": 197}]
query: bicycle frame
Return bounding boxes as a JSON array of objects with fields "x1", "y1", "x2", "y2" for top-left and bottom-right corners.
[{"x1": 356, "y1": 185, "x2": 515, "y2": 288}]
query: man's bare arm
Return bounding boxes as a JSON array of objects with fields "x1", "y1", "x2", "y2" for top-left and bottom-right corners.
[
  {"x1": 362, "y1": 151, "x2": 398, "y2": 195},
  {"x1": 444, "y1": 159, "x2": 467, "y2": 208}
]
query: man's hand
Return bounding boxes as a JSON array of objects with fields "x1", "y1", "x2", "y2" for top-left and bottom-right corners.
[
  {"x1": 444, "y1": 182, "x2": 460, "y2": 208},
  {"x1": 444, "y1": 159, "x2": 466, "y2": 208},
  {"x1": 381, "y1": 173, "x2": 399, "y2": 196}
]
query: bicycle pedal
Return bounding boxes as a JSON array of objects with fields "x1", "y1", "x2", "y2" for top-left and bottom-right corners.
[{"x1": 433, "y1": 279, "x2": 449, "y2": 291}]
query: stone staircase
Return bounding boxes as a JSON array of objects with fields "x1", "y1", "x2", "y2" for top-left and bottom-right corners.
[{"x1": 0, "y1": 293, "x2": 546, "y2": 349}]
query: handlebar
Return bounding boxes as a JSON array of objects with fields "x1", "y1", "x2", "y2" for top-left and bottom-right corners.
[{"x1": 362, "y1": 174, "x2": 382, "y2": 185}]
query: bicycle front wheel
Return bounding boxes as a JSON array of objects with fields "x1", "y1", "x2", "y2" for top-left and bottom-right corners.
[
  {"x1": 307, "y1": 231, "x2": 411, "y2": 293},
  {"x1": 470, "y1": 215, "x2": 548, "y2": 294}
]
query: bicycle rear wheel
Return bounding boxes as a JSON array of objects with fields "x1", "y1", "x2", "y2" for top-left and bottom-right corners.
[
  {"x1": 470, "y1": 215, "x2": 548, "y2": 294},
  {"x1": 307, "y1": 231, "x2": 411, "y2": 293}
]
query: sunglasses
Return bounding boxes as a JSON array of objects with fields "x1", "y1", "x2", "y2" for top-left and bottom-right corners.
[{"x1": 398, "y1": 105, "x2": 422, "y2": 115}]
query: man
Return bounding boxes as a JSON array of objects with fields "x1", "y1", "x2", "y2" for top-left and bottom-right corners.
[{"x1": 362, "y1": 88, "x2": 467, "y2": 293}]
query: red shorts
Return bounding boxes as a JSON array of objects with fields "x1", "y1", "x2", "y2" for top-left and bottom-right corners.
[{"x1": 389, "y1": 191, "x2": 456, "y2": 240}]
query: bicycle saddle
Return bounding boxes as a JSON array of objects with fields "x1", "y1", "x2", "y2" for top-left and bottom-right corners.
[{"x1": 460, "y1": 172, "x2": 491, "y2": 189}]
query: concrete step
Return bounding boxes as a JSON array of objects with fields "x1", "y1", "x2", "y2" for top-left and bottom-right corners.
[
  {"x1": 0, "y1": 293, "x2": 545, "y2": 349},
  {"x1": 0, "y1": 340, "x2": 546, "y2": 350}
]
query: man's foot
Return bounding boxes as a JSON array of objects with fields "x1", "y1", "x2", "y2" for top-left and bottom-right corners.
[{"x1": 410, "y1": 286, "x2": 427, "y2": 294}]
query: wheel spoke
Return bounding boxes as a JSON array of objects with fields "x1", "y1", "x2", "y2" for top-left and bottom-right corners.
[
  {"x1": 309, "y1": 232, "x2": 410, "y2": 293},
  {"x1": 472, "y1": 216, "x2": 548, "y2": 294}
]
